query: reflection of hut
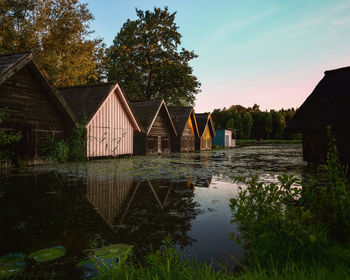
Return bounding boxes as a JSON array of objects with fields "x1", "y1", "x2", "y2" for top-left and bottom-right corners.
[
  {"x1": 168, "y1": 107, "x2": 199, "y2": 152},
  {"x1": 286, "y1": 66, "x2": 350, "y2": 165},
  {"x1": 130, "y1": 100, "x2": 177, "y2": 155},
  {"x1": 0, "y1": 53, "x2": 77, "y2": 162},
  {"x1": 85, "y1": 176, "x2": 135, "y2": 228},
  {"x1": 212, "y1": 128, "x2": 237, "y2": 148},
  {"x1": 195, "y1": 113, "x2": 216, "y2": 150},
  {"x1": 60, "y1": 83, "x2": 140, "y2": 158}
]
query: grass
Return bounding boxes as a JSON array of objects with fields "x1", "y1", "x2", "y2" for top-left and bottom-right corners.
[
  {"x1": 91, "y1": 245, "x2": 350, "y2": 280},
  {"x1": 236, "y1": 139, "x2": 302, "y2": 146}
]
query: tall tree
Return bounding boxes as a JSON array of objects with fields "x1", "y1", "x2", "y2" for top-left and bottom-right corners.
[
  {"x1": 105, "y1": 7, "x2": 200, "y2": 105},
  {"x1": 0, "y1": 0, "x2": 104, "y2": 87}
]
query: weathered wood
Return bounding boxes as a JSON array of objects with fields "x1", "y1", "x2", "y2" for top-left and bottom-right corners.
[{"x1": 0, "y1": 59, "x2": 74, "y2": 162}]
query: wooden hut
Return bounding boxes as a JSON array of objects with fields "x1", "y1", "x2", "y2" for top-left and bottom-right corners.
[
  {"x1": 60, "y1": 83, "x2": 140, "y2": 158},
  {"x1": 168, "y1": 106, "x2": 199, "y2": 152},
  {"x1": 130, "y1": 99, "x2": 177, "y2": 155},
  {"x1": 195, "y1": 113, "x2": 216, "y2": 151},
  {"x1": 212, "y1": 128, "x2": 237, "y2": 148},
  {"x1": 0, "y1": 53, "x2": 77, "y2": 162},
  {"x1": 286, "y1": 66, "x2": 350, "y2": 165}
]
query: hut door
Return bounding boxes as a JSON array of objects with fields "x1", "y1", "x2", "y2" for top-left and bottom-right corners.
[{"x1": 225, "y1": 135, "x2": 229, "y2": 147}]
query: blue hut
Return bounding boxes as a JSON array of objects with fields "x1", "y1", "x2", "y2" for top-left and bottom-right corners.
[{"x1": 212, "y1": 128, "x2": 237, "y2": 148}]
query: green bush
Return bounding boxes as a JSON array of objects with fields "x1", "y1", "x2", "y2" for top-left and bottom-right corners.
[
  {"x1": 230, "y1": 133, "x2": 350, "y2": 271},
  {"x1": 0, "y1": 109, "x2": 22, "y2": 160}
]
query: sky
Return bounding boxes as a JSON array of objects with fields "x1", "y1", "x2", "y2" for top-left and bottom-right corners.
[{"x1": 85, "y1": 0, "x2": 350, "y2": 113}]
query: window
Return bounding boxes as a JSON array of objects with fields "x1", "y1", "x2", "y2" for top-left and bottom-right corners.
[{"x1": 147, "y1": 137, "x2": 156, "y2": 151}]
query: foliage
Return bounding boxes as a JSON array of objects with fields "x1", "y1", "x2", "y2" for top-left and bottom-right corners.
[
  {"x1": 105, "y1": 7, "x2": 200, "y2": 106},
  {"x1": 0, "y1": 0, "x2": 104, "y2": 87},
  {"x1": 211, "y1": 105, "x2": 299, "y2": 140},
  {"x1": 28, "y1": 246, "x2": 66, "y2": 263},
  {"x1": 236, "y1": 139, "x2": 302, "y2": 145},
  {"x1": 0, "y1": 109, "x2": 22, "y2": 160},
  {"x1": 92, "y1": 237, "x2": 350, "y2": 280},
  {"x1": 41, "y1": 123, "x2": 86, "y2": 162},
  {"x1": 94, "y1": 237, "x2": 231, "y2": 280},
  {"x1": 0, "y1": 253, "x2": 25, "y2": 278},
  {"x1": 303, "y1": 130, "x2": 350, "y2": 243},
  {"x1": 230, "y1": 136, "x2": 350, "y2": 271}
]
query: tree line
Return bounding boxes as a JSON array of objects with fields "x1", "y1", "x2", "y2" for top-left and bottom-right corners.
[
  {"x1": 0, "y1": 0, "x2": 199, "y2": 106},
  {"x1": 211, "y1": 104, "x2": 300, "y2": 140}
]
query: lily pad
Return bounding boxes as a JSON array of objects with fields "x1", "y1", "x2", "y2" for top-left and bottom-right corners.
[
  {"x1": 94, "y1": 244, "x2": 132, "y2": 258},
  {"x1": 0, "y1": 253, "x2": 25, "y2": 264},
  {"x1": 0, "y1": 253, "x2": 26, "y2": 278},
  {"x1": 28, "y1": 246, "x2": 66, "y2": 263}
]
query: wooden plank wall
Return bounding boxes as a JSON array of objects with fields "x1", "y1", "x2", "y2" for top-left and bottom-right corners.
[
  {"x1": 87, "y1": 90, "x2": 134, "y2": 157},
  {"x1": 147, "y1": 108, "x2": 172, "y2": 154},
  {"x1": 0, "y1": 66, "x2": 69, "y2": 160},
  {"x1": 180, "y1": 117, "x2": 195, "y2": 152},
  {"x1": 200, "y1": 125, "x2": 212, "y2": 150}
]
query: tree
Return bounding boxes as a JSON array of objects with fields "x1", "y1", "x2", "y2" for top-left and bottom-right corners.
[
  {"x1": 105, "y1": 7, "x2": 200, "y2": 105},
  {"x1": 241, "y1": 112, "x2": 253, "y2": 139},
  {"x1": 226, "y1": 118, "x2": 234, "y2": 129},
  {"x1": 271, "y1": 110, "x2": 286, "y2": 139},
  {"x1": 0, "y1": 0, "x2": 104, "y2": 87}
]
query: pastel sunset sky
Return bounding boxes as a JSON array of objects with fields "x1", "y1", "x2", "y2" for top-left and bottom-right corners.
[{"x1": 85, "y1": 0, "x2": 350, "y2": 112}]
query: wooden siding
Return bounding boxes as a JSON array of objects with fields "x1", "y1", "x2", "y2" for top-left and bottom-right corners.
[
  {"x1": 0, "y1": 66, "x2": 70, "y2": 161},
  {"x1": 85, "y1": 176, "x2": 134, "y2": 227},
  {"x1": 87, "y1": 90, "x2": 134, "y2": 157},
  {"x1": 172, "y1": 117, "x2": 195, "y2": 152},
  {"x1": 200, "y1": 125, "x2": 212, "y2": 150},
  {"x1": 146, "y1": 108, "x2": 172, "y2": 154}
]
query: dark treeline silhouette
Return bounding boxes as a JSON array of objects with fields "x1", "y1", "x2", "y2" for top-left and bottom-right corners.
[{"x1": 212, "y1": 104, "x2": 300, "y2": 140}]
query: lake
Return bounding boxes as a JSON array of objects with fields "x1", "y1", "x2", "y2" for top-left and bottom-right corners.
[{"x1": 0, "y1": 144, "x2": 306, "y2": 278}]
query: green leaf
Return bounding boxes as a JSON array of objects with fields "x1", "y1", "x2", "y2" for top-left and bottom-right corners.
[
  {"x1": 0, "y1": 253, "x2": 25, "y2": 264},
  {"x1": 0, "y1": 253, "x2": 26, "y2": 278},
  {"x1": 28, "y1": 246, "x2": 66, "y2": 263},
  {"x1": 0, "y1": 261, "x2": 25, "y2": 278},
  {"x1": 94, "y1": 244, "x2": 133, "y2": 259}
]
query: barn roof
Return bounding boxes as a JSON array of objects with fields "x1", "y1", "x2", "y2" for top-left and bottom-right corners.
[
  {"x1": 286, "y1": 66, "x2": 350, "y2": 133},
  {"x1": 195, "y1": 113, "x2": 216, "y2": 137},
  {"x1": 60, "y1": 83, "x2": 140, "y2": 131},
  {"x1": 130, "y1": 99, "x2": 177, "y2": 135},
  {"x1": 60, "y1": 83, "x2": 114, "y2": 122},
  {"x1": 168, "y1": 106, "x2": 199, "y2": 136},
  {"x1": 0, "y1": 52, "x2": 78, "y2": 126}
]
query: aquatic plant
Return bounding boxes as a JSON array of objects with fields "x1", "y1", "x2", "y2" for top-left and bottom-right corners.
[
  {"x1": 0, "y1": 253, "x2": 25, "y2": 278},
  {"x1": 230, "y1": 133, "x2": 350, "y2": 271},
  {"x1": 28, "y1": 246, "x2": 66, "y2": 263},
  {"x1": 0, "y1": 109, "x2": 22, "y2": 160}
]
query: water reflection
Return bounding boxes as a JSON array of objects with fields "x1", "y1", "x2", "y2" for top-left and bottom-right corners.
[{"x1": 0, "y1": 145, "x2": 305, "y2": 277}]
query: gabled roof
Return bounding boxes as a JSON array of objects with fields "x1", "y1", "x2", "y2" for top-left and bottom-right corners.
[
  {"x1": 195, "y1": 113, "x2": 216, "y2": 137},
  {"x1": 286, "y1": 66, "x2": 350, "y2": 133},
  {"x1": 168, "y1": 106, "x2": 199, "y2": 136},
  {"x1": 0, "y1": 52, "x2": 78, "y2": 126},
  {"x1": 60, "y1": 83, "x2": 140, "y2": 131},
  {"x1": 130, "y1": 99, "x2": 177, "y2": 135}
]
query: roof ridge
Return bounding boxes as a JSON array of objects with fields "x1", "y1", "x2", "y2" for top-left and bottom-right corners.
[
  {"x1": 324, "y1": 66, "x2": 350, "y2": 75},
  {"x1": 59, "y1": 82, "x2": 115, "y2": 90},
  {"x1": 0, "y1": 52, "x2": 32, "y2": 58}
]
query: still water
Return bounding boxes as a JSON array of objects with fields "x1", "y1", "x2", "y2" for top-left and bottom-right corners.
[{"x1": 0, "y1": 144, "x2": 305, "y2": 278}]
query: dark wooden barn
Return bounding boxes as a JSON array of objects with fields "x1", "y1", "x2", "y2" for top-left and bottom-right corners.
[
  {"x1": 195, "y1": 113, "x2": 216, "y2": 151},
  {"x1": 60, "y1": 83, "x2": 140, "y2": 158},
  {"x1": 168, "y1": 107, "x2": 199, "y2": 152},
  {"x1": 286, "y1": 66, "x2": 350, "y2": 166},
  {"x1": 0, "y1": 53, "x2": 77, "y2": 163},
  {"x1": 130, "y1": 99, "x2": 177, "y2": 155}
]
